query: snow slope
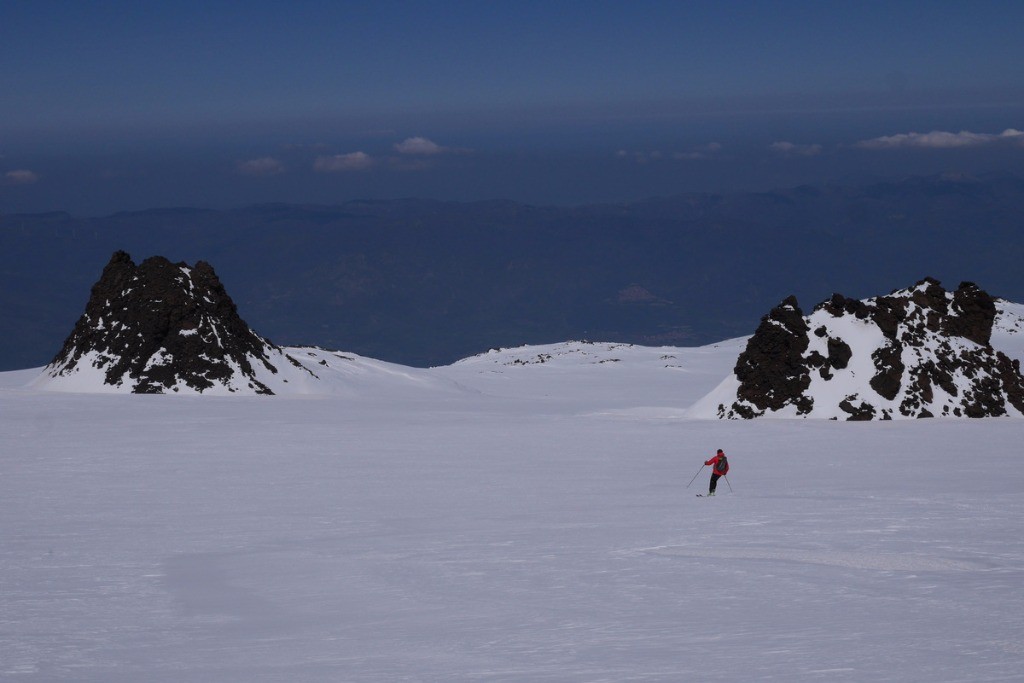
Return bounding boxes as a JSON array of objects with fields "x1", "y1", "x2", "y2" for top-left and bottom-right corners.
[
  {"x1": 993, "y1": 299, "x2": 1024, "y2": 362},
  {"x1": 33, "y1": 345, "x2": 465, "y2": 399},
  {"x1": 2, "y1": 340, "x2": 1024, "y2": 682}
]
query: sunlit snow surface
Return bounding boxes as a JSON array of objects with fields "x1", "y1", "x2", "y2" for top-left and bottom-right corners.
[{"x1": 3, "y1": 339, "x2": 1024, "y2": 682}]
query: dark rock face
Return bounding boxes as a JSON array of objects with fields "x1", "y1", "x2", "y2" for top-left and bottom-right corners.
[
  {"x1": 945, "y1": 282, "x2": 997, "y2": 346},
  {"x1": 869, "y1": 343, "x2": 904, "y2": 400},
  {"x1": 47, "y1": 251, "x2": 282, "y2": 394},
  {"x1": 839, "y1": 395, "x2": 877, "y2": 421},
  {"x1": 716, "y1": 278, "x2": 1024, "y2": 420},
  {"x1": 724, "y1": 296, "x2": 813, "y2": 418}
]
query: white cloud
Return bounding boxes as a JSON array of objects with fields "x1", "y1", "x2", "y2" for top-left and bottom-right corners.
[
  {"x1": 394, "y1": 137, "x2": 445, "y2": 155},
  {"x1": 236, "y1": 157, "x2": 285, "y2": 176},
  {"x1": 5, "y1": 169, "x2": 39, "y2": 185},
  {"x1": 769, "y1": 141, "x2": 823, "y2": 156},
  {"x1": 313, "y1": 152, "x2": 374, "y2": 172},
  {"x1": 856, "y1": 128, "x2": 1024, "y2": 150}
]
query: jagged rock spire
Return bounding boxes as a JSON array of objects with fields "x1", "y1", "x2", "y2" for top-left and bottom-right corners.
[{"x1": 47, "y1": 251, "x2": 283, "y2": 394}]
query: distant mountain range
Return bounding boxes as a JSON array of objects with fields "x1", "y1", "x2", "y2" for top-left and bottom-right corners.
[{"x1": 4, "y1": 172, "x2": 1024, "y2": 371}]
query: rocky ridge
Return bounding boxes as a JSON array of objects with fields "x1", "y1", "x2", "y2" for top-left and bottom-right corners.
[{"x1": 698, "y1": 278, "x2": 1024, "y2": 420}]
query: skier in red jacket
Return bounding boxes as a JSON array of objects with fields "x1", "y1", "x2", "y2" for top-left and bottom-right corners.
[{"x1": 704, "y1": 449, "x2": 729, "y2": 496}]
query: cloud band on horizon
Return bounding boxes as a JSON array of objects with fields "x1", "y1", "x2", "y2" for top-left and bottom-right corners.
[{"x1": 857, "y1": 128, "x2": 1024, "y2": 150}]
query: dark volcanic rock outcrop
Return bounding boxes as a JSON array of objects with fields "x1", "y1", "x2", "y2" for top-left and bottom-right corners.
[
  {"x1": 731, "y1": 296, "x2": 813, "y2": 417},
  {"x1": 45, "y1": 251, "x2": 294, "y2": 394},
  {"x1": 707, "y1": 278, "x2": 1024, "y2": 420}
]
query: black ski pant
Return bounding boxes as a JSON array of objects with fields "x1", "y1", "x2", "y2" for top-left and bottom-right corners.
[{"x1": 709, "y1": 472, "x2": 720, "y2": 494}]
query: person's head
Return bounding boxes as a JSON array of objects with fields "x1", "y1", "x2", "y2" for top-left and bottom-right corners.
[{"x1": 717, "y1": 449, "x2": 723, "y2": 455}]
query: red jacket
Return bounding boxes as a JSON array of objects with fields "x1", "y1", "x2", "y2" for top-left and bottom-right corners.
[{"x1": 705, "y1": 453, "x2": 729, "y2": 475}]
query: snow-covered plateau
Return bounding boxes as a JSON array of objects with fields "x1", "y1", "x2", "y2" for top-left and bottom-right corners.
[{"x1": 3, "y1": 337, "x2": 1024, "y2": 681}]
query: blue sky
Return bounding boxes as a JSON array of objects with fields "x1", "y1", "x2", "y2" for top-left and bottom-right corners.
[{"x1": 3, "y1": 1, "x2": 1024, "y2": 214}]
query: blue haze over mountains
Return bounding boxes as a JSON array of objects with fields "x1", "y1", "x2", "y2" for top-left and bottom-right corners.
[{"x1": 3, "y1": 172, "x2": 1024, "y2": 372}]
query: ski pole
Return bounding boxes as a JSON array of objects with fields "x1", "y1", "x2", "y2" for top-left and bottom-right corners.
[
  {"x1": 724, "y1": 474, "x2": 733, "y2": 492},
  {"x1": 686, "y1": 465, "x2": 706, "y2": 488}
]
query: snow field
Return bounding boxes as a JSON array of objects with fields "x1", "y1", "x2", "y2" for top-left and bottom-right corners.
[{"x1": 2, "y1": 343, "x2": 1024, "y2": 681}]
